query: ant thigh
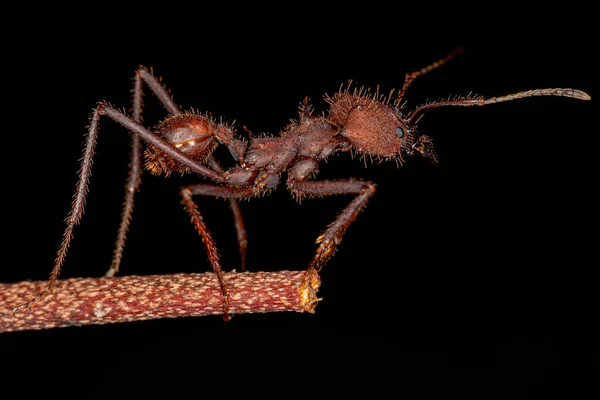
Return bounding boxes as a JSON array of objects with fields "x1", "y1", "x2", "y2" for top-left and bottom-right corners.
[{"x1": 181, "y1": 184, "x2": 254, "y2": 200}]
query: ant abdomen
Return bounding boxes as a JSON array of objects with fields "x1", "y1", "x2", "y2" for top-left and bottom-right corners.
[{"x1": 145, "y1": 113, "x2": 225, "y2": 176}]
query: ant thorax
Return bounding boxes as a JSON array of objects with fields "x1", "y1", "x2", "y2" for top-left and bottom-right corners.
[
  {"x1": 244, "y1": 115, "x2": 340, "y2": 168},
  {"x1": 226, "y1": 113, "x2": 341, "y2": 189}
]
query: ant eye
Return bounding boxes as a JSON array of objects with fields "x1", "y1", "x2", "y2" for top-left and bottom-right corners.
[{"x1": 396, "y1": 126, "x2": 404, "y2": 138}]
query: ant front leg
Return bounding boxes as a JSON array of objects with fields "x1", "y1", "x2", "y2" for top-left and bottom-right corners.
[
  {"x1": 180, "y1": 184, "x2": 254, "y2": 320},
  {"x1": 288, "y1": 174, "x2": 376, "y2": 306},
  {"x1": 290, "y1": 180, "x2": 376, "y2": 272}
]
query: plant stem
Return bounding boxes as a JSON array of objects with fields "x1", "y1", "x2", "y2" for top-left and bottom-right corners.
[{"x1": 0, "y1": 270, "x2": 320, "y2": 333}]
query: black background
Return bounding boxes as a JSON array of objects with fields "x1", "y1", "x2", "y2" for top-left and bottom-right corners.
[{"x1": 1, "y1": 6, "x2": 597, "y2": 399}]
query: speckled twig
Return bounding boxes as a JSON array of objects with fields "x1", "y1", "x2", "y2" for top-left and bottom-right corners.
[{"x1": 0, "y1": 270, "x2": 321, "y2": 332}]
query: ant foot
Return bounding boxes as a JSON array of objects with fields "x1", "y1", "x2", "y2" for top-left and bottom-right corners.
[
  {"x1": 219, "y1": 279, "x2": 232, "y2": 321},
  {"x1": 105, "y1": 268, "x2": 117, "y2": 278}
]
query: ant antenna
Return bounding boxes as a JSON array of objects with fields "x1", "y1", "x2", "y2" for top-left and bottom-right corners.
[
  {"x1": 408, "y1": 88, "x2": 591, "y2": 124},
  {"x1": 397, "y1": 47, "x2": 465, "y2": 104}
]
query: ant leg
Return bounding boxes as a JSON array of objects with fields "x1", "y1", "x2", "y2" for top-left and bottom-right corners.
[
  {"x1": 126, "y1": 68, "x2": 249, "y2": 273},
  {"x1": 228, "y1": 199, "x2": 248, "y2": 272},
  {"x1": 106, "y1": 131, "x2": 142, "y2": 278},
  {"x1": 396, "y1": 47, "x2": 464, "y2": 104},
  {"x1": 12, "y1": 104, "x2": 225, "y2": 314},
  {"x1": 102, "y1": 104, "x2": 223, "y2": 181},
  {"x1": 106, "y1": 71, "x2": 144, "y2": 277},
  {"x1": 136, "y1": 66, "x2": 181, "y2": 115},
  {"x1": 12, "y1": 107, "x2": 103, "y2": 314},
  {"x1": 207, "y1": 156, "x2": 248, "y2": 271},
  {"x1": 180, "y1": 184, "x2": 254, "y2": 320},
  {"x1": 288, "y1": 178, "x2": 376, "y2": 274},
  {"x1": 107, "y1": 67, "x2": 185, "y2": 277},
  {"x1": 288, "y1": 178, "x2": 376, "y2": 308}
]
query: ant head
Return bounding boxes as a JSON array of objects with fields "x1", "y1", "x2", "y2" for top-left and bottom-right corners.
[
  {"x1": 337, "y1": 101, "x2": 438, "y2": 164},
  {"x1": 339, "y1": 103, "x2": 405, "y2": 158}
]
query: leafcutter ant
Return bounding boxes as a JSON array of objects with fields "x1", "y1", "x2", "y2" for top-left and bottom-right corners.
[{"x1": 14, "y1": 49, "x2": 590, "y2": 319}]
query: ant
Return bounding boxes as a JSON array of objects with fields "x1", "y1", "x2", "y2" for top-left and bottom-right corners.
[{"x1": 13, "y1": 49, "x2": 590, "y2": 319}]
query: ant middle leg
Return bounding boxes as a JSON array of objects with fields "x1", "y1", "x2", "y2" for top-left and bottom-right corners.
[
  {"x1": 228, "y1": 199, "x2": 248, "y2": 272},
  {"x1": 180, "y1": 184, "x2": 254, "y2": 320},
  {"x1": 207, "y1": 157, "x2": 249, "y2": 272}
]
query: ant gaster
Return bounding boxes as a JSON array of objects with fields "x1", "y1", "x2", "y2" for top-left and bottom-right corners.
[{"x1": 14, "y1": 49, "x2": 590, "y2": 319}]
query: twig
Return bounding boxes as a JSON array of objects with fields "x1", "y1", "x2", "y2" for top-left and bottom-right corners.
[{"x1": 0, "y1": 270, "x2": 321, "y2": 332}]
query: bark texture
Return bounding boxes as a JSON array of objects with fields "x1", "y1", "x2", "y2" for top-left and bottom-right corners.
[{"x1": 0, "y1": 270, "x2": 321, "y2": 332}]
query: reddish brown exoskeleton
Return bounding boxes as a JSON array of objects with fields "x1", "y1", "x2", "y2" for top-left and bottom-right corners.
[{"x1": 14, "y1": 49, "x2": 590, "y2": 319}]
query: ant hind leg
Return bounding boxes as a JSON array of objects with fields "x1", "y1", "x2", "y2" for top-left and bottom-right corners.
[{"x1": 107, "y1": 66, "x2": 184, "y2": 277}]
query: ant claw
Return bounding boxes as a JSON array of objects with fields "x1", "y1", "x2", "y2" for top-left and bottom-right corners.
[{"x1": 105, "y1": 268, "x2": 117, "y2": 278}]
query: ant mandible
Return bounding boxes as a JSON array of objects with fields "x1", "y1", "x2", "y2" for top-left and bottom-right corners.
[{"x1": 14, "y1": 49, "x2": 590, "y2": 319}]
